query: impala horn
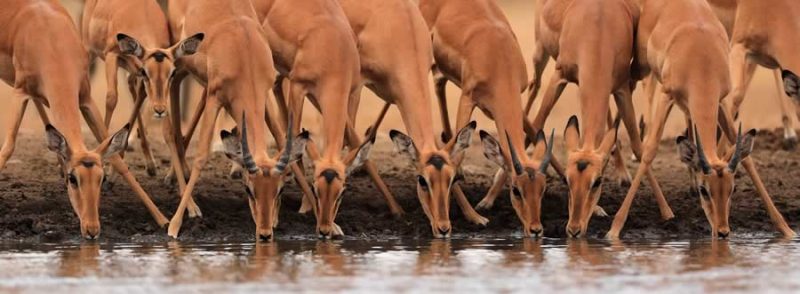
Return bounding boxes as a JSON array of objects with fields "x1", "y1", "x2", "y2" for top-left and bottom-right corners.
[
  {"x1": 727, "y1": 123, "x2": 745, "y2": 171},
  {"x1": 240, "y1": 113, "x2": 260, "y2": 174},
  {"x1": 271, "y1": 114, "x2": 294, "y2": 175},
  {"x1": 506, "y1": 132, "x2": 524, "y2": 176},
  {"x1": 539, "y1": 129, "x2": 555, "y2": 174},
  {"x1": 694, "y1": 126, "x2": 712, "y2": 174}
]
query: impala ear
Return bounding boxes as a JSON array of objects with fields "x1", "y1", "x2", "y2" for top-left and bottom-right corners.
[
  {"x1": 676, "y1": 135, "x2": 697, "y2": 166},
  {"x1": 345, "y1": 137, "x2": 373, "y2": 176},
  {"x1": 97, "y1": 124, "x2": 131, "y2": 159},
  {"x1": 289, "y1": 130, "x2": 311, "y2": 163},
  {"x1": 782, "y1": 69, "x2": 800, "y2": 102},
  {"x1": 564, "y1": 115, "x2": 580, "y2": 151},
  {"x1": 116, "y1": 34, "x2": 144, "y2": 58},
  {"x1": 448, "y1": 121, "x2": 476, "y2": 158},
  {"x1": 479, "y1": 130, "x2": 508, "y2": 170},
  {"x1": 389, "y1": 129, "x2": 418, "y2": 162},
  {"x1": 45, "y1": 125, "x2": 71, "y2": 161},
  {"x1": 531, "y1": 129, "x2": 547, "y2": 159},
  {"x1": 598, "y1": 117, "x2": 621, "y2": 155},
  {"x1": 220, "y1": 129, "x2": 244, "y2": 164},
  {"x1": 174, "y1": 33, "x2": 205, "y2": 58}
]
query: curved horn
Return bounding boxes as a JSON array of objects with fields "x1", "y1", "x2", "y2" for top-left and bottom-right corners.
[
  {"x1": 539, "y1": 128, "x2": 555, "y2": 174},
  {"x1": 505, "y1": 132, "x2": 524, "y2": 175},
  {"x1": 694, "y1": 125, "x2": 711, "y2": 174},
  {"x1": 240, "y1": 113, "x2": 259, "y2": 174},
  {"x1": 728, "y1": 123, "x2": 745, "y2": 171},
  {"x1": 271, "y1": 114, "x2": 294, "y2": 175}
]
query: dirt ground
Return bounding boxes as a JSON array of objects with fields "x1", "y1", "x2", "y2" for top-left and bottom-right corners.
[{"x1": 1, "y1": 126, "x2": 799, "y2": 243}]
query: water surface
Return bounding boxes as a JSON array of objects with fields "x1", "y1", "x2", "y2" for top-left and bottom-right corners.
[{"x1": 0, "y1": 239, "x2": 797, "y2": 293}]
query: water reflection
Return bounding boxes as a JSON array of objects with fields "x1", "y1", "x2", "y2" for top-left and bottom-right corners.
[{"x1": 0, "y1": 239, "x2": 798, "y2": 292}]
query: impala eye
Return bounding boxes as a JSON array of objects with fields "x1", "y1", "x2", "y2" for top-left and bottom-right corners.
[
  {"x1": 68, "y1": 173, "x2": 78, "y2": 186},
  {"x1": 699, "y1": 186, "x2": 710, "y2": 199},
  {"x1": 591, "y1": 178, "x2": 603, "y2": 190},
  {"x1": 512, "y1": 187, "x2": 522, "y2": 198},
  {"x1": 417, "y1": 176, "x2": 429, "y2": 189},
  {"x1": 244, "y1": 186, "x2": 254, "y2": 199}
]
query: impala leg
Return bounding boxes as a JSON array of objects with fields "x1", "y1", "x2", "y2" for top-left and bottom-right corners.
[
  {"x1": 717, "y1": 107, "x2": 796, "y2": 238},
  {"x1": 266, "y1": 84, "x2": 316, "y2": 214},
  {"x1": 615, "y1": 86, "x2": 674, "y2": 220},
  {"x1": 524, "y1": 43, "x2": 550, "y2": 116},
  {"x1": 0, "y1": 91, "x2": 29, "y2": 170},
  {"x1": 103, "y1": 52, "x2": 120, "y2": 128},
  {"x1": 476, "y1": 168, "x2": 507, "y2": 210},
  {"x1": 772, "y1": 69, "x2": 798, "y2": 150},
  {"x1": 608, "y1": 111, "x2": 632, "y2": 187},
  {"x1": 168, "y1": 98, "x2": 222, "y2": 238},
  {"x1": 164, "y1": 76, "x2": 200, "y2": 217},
  {"x1": 78, "y1": 90, "x2": 169, "y2": 227},
  {"x1": 531, "y1": 69, "x2": 568, "y2": 131},
  {"x1": 127, "y1": 79, "x2": 158, "y2": 177},
  {"x1": 450, "y1": 94, "x2": 476, "y2": 167},
  {"x1": 435, "y1": 78, "x2": 454, "y2": 143},
  {"x1": 273, "y1": 75, "x2": 289, "y2": 128},
  {"x1": 182, "y1": 88, "x2": 206, "y2": 147},
  {"x1": 453, "y1": 184, "x2": 489, "y2": 225},
  {"x1": 720, "y1": 44, "x2": 757, "y2": 153},
  {"x1": 344, "y1": 120, "x2": 405, "y2": 216},
  {"x1": 607, "y1": 93, "x2": 673, "y2": 239}
]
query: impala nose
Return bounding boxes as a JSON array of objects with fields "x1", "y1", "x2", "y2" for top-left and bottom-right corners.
[
  {"x1": 258, "y1": 233, "x2": 273, "y2": 242},
  {"x1": 567, "y1": 226, "x2": 582, "y2": 238},
  {"x1": 153, "y1": 106, "x2": 167, "y2": 118},
  {"x1": 437, "y1": 227, "x2": 451, "y2": 237},
  {"x1": 529, "y1": 228, "x2": 543, "y2": 237},
  {"x1": 717, "y1": 229, "x2": 730, "y2": 239}
]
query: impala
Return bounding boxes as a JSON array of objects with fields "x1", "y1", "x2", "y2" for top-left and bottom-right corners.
[
  {"x1": 252, "y1": 0, "x2": 387, "y2": 238},
  {"x1": 706, "y1": 0, "x2": 800, "y2": 150},
  {"x1": 333, "y1": 0, "x2": 487, "y2": 238},
  {"x1": 419, "y1": 0, "x2": 559, "y2": 237},
  {"x1": 165, "y1": 0, "x2": 307, "y2": 240},
  {"x1": 81, "y1": 0, "x2": 203, "y2": 202},
  {"x1": 0, "y1": 0, "x2": 168, "y2": 239},
  {"x1": 519, "y1": 0, "x2": 675, "y2": 237},
  {"x1": 607, "y1": 0, "x2": 794, "y2": 239}
]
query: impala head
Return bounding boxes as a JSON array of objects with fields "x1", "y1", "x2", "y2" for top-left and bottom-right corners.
[
  {"x1": 677, "y1": 126, "x2": 755, "y2": 239},
  {"x1": 116, "y1": 33, "x2": 204, "y2": 118},
  {"x1": 220, "y1": 117, "x2": 307, "y2": 242},
  {"x1": 480, "y1": 129, "x2": 554, "y2": 238},
  {"x1": 308, "y1": 136, "x2": 373, "y2": 239},
  {"x1": 390, "y1": 122, "x2": 476, "y2": 238},
  {"x1": 563, "y1": 116, "x2": 618, "y2": 238},
  {"x1": 45, "y1": 125, "x2": 130, "y2": 240}
]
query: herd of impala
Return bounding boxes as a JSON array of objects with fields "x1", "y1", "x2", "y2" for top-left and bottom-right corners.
[{"x1": 0, "y1": 0, "x2": 798, "y2": 241}]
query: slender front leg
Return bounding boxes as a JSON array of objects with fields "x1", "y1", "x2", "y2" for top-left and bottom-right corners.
[
  {"x1": 453, "y1": 184, "x2": 489, "y2": 225},
  {"x1": 531, "y1": 70, "x2": 568, "y2": 130},
  {"x1": 103, "y1": 52, "x2": 120, "y2": 128},
  {"x1": 0, "y1": 90, "x2": 29, "y2": 170},
  {"x1": 717, "y1": 106, "x2": 796, "y2": 238},
  {"x1": 608, "y1": 111, "x2": 632, "y2": 187},
  {"x1": 344, "y1": 120, "x2": 405, "y2": 216},
  {"x1": 607, "y1": 93, "x2": 673, "y2": 239},
  {"x1": 772, "y1": 69, "x2": 798, "y2": 149},
  {"x1": 475, "y1": 169, "x2": 507, "y2": 210},
  {"x1": 524, "y1": 43, "x2": 550, "y2": 116},
  {"x1": 78, "y1": 92, "x2": 169, "y2": 227},
  {"x1": 615, "y1": 86, "x2": 674, "y2": 220},
  {"x1": 168, "y1": 97, "x2": 222, "y2": 238},
  {"x1": 128, "y1": 79, "x2": 157, "y2": 176},
  {"x1": 435, "y1": 78, "x2": 454, "y2": 143}
]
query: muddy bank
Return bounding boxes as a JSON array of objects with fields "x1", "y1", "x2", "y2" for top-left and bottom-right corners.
[{"x1": 0, "y1": 129, "x2": 799, "y2": 243}]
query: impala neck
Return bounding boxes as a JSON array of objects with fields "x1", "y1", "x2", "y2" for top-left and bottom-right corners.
[
  {"x1": 686, "y1": 83, "x2": 724, "y2": 164},
  {"x1": 43, "y1": 75, "x2": 90, "y2": 154}
]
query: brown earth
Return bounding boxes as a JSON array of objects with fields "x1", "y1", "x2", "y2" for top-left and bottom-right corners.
[{"x1": 1, "y1": 127, "x2": 799, "y2": 243}]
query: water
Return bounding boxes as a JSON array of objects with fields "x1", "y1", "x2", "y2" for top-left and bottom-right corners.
[{"x1": 0, "y1": 239, "x2": 797, "y2": 293}]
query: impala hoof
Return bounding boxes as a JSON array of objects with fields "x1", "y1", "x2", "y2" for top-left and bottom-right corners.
[
  {"x1": 605, "y1": 231, "x2": 620, "y2": 240},
  {"x1": 475, "y1": 198, "x2": 495, "y2": 210},
  {"x1": 783, "y1": 137, "x2": 798, "y2": 151},
  {"x1": 593, "y1": 205, "x2": 609, "y2": 217},
  {"x1": 470, "y1": 215, "x2": 490, "y2": 226}
]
